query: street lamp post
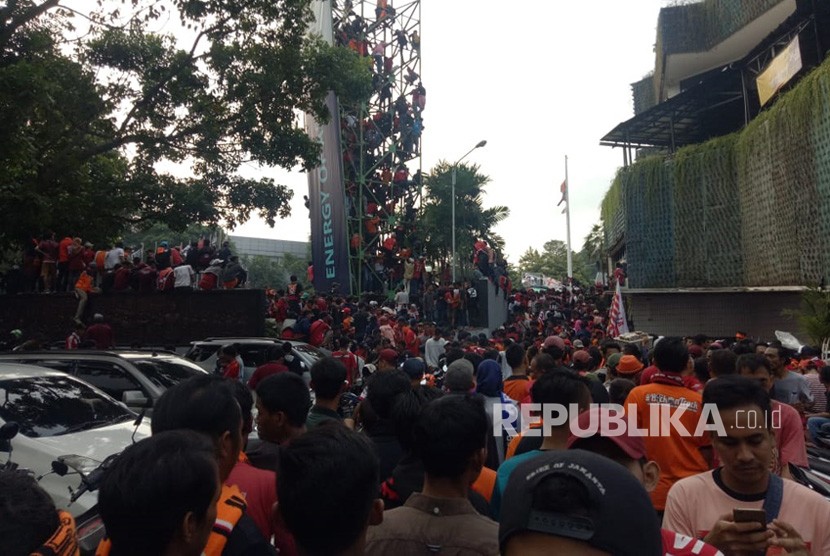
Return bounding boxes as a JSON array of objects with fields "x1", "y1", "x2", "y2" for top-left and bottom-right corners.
[{"x1": 451, "y1": 140, "x2": 487, "y2": 283}]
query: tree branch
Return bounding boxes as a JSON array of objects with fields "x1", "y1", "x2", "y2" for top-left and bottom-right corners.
[
  {"x1": 113, "y1": 17, "x2": 228, "y2": 141},
  {"x1": 0, "y1": 0, "x2": 60, "y2": 49}
]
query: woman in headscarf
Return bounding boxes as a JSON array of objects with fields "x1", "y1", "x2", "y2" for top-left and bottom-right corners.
[{"x1": 476, "y1": 359, "x2": 518, "y2": 465}]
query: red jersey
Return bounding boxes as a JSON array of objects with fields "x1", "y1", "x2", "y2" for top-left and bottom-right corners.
[
  {"x1": 222, "y1": 360, "x2": 241, "y2": 380},
  {"x1": 58, "y1": 237, "x2": 73, "y2": 263},
  {"x1": 402, "y1": 327, "x2": 419, "y2": 357},
  {"x1": 309, "y1": 320, "x2": 330, "y2": 347},
  {"x1": 660, "y1": 529, "x2": 723, "y2": 556},
  {"x1": 226, "y1": 458, "x2": 277, "y2": 543},
  {"x1": 199, "y1": 272, "x2": 218, "y2": 290},
  {"x1": 332, "y1": 350, "x2": 358, "y2": 385}
]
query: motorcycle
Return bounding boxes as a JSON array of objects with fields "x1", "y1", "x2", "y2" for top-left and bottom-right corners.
[{"x1": 1, "y1": 410, "x2": 145, "y2": 555}]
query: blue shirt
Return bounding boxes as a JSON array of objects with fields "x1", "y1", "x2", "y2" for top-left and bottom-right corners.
[{"x1": 490, "y1": 449, "x2": 543, "y2": 519}]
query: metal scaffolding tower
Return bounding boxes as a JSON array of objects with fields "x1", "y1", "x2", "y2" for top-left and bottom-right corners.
[{"x1": 332, "y1": 0, "x2": 423, "y2": 296}]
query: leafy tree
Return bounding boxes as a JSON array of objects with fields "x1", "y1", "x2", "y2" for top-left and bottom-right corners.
[
  {"x1": 242, "y1": 252, "x2": 309, "y2": 290},
  {"x1": 0, "y1": 0, "x2": 372, "y2": 250},
  {"x1": 582, "y1": 224, "x2": 605, "y2": 269},
  {"x1": 518, "y1": 239, "x2": 591, "y2": 285},
  {"x1": 420, "y1": 162, "x2": 509, "y2": 276},
  {"x1": 242, "y1": 255, "x2": 286, "y2": 289}
]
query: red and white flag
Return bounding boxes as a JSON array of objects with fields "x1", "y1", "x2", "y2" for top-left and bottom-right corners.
[
  {"x1": 557, "y1": 180, "x2": 567, "y2": 206},
  {"x1": 607, "y1": 282, "x2": 629, "y2": 338}
]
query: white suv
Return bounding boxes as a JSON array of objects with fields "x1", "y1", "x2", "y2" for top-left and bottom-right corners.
[{"x1": 0, "y1": 363, "x2": 151, "y2": 517}]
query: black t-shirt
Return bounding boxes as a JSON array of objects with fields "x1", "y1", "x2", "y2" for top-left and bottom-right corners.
[{"x1": 223, "y1": 513, "x2": 276, "y2": 556}]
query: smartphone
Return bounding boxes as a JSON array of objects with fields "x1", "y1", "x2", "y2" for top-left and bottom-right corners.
[{"x1": 733, "y1": 508, "x2": 767, "y2": 532}]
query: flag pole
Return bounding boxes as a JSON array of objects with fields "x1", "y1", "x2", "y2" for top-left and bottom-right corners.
[{"x1": 564, "y1": 155, "x2": 573, "y2": 291}]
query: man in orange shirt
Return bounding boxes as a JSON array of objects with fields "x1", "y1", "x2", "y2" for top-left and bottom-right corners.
[
  {"x1": 73, "y1": 265, "x2": 100, "y2": 324},
  {"x1": 503, "y1": 344, "x2": 531, "y2": 404},
  {"x1": 624, "y1": 337, "x2": 711, "y2": 514}
]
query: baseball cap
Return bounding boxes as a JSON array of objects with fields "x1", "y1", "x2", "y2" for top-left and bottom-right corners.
[
  {"x1": 445, "y1": 359, "x2": 475, "y2": 391},
  {"x1": 616, "y1": 355, "x2": 644, "y2": 375},
  {"x1": 543, "y1": 335, "x2": 565, "y2": 351},
  {"x1": 499, "y1": 450, "x2": 662, "y2": 556},
  {"x1": 402, "y1": 358, "x2": 426, "y2": 380},
  {"x1": 378, "y1": 349, "x2": 399, "y2": 364},
  {"x1": 573, "y1": 339, "x2": 584, "y2": 349},
  {"x1": 605, "y1": 352, "x2": 622, "y2": 371},
  {"x1": 572, "y1": 350, "x2": 592, "y2": 365},
  {"x1": 566, "y1": 407, "x2": 646, "y2": 460}
]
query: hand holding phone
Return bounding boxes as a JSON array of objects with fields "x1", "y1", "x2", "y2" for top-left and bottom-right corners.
[{"x1": 733, "y1": 508, "x2": 767, "y2": 532}]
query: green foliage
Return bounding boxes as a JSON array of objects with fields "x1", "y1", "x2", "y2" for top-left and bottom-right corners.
[
  {"x1": 243, "y1": 255, "x2": 287, "y2": 289},
  {"x1": 0, "y1": 0, "x2": 372, "y2": 251},
  {"x1": 517, "y1": 240, "x2": 591, "y2": 285},
  {"x1": 600, "y1": 171, "x2": 623, "y2": 247},
  {"x1": 789, "y1": 288, "x2": 830, "y2": 346},
  {"x1": 659, "y1": 0, "x2": 784, "y2": 55},
  {"x1": 241, "y1": 252, "x2": 308, "y2": 290},
  {"x1": 421, "y1": 162, "x2": 509, "y2": 274}
]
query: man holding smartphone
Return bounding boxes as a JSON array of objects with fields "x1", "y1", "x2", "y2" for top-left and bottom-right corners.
[{"x1": 663, "y1": 376, "x2": 830, "y2": 555}]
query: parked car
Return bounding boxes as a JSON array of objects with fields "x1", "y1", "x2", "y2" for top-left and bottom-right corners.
[
  {"x1": 184, "y1": 337, "x2": 327, "y2": 383},
  {"x1": 0, "y1": 350, "x2": 208, "y2": 414},
  {"x1": 0, "y1": 363, "x2": 151, "y2": 516}
]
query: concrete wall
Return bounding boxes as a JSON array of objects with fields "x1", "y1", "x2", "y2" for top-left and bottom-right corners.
[
  {"x1": 0, "y1": 290, "x2": 267, "y2": 347},
  {"x1": 626, "y1": 290, "x2": 805, "y2": 341},
  {"x1": 475, "y1": 279, "x2": 509, "y2": 331}
]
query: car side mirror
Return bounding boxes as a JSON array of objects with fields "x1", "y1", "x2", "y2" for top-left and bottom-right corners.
[
  {"x1": 0, "y1": 421, "x2": 19, "y2": 453},
  {"x1": 0, "y1": 421, "x2": 19, "y2": 441},
  {"x1": 122, "y1": 390, "x2": 150, "y2": 409}
]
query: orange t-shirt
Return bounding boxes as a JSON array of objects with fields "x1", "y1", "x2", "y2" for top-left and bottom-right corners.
[
  {"x1": 75, "y1": 272, "x2": 93, "y2": 293},
  {"x1": 505, "y1": 421, "x2": 543, "y2": 460},
  {"x1": 503, "y1": 376, "x2": 532, "y2": 404},
  {"x1": 472, "y1": 466, "x2": 496, "y2": 502},
  {"x1": 624, "y1": 381, "x2": 710, "y2": 510}
]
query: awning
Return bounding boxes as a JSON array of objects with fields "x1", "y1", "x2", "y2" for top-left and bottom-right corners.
[{"x1": 600, "y1": 66, "x2": 745, "y2": 150}]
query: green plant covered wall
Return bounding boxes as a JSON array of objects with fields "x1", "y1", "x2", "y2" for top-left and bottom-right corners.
[
  {"x1": 601, "y1": 54, "x2": 830, "y2": 289},
  {"x1": 658, "y1": 0, "x2": 786, "y2": 56}
]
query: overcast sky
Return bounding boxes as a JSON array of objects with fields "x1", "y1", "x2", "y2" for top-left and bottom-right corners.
[{"x1": 230, "y1": 1, "x2": 668, "y2": 262}]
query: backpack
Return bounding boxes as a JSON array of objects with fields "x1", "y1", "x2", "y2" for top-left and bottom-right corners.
[{"x1": 157, "y1": 267, "x2": 175, "y2": 291}]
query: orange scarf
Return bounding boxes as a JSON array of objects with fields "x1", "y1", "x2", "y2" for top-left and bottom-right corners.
[{"x1": 32, "y1": 510, "x2": 80, "y2": 556}]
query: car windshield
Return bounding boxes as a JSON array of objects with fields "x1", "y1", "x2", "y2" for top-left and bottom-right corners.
[
  {"x1": 0, "y1": 375, "x2": 132, "y2": 438},
  {"x1": 293, "y1": 343, "x2": 325, "y2": 362},
  {"x1": 131, "y1": 358, "x2": 206, "y2": 389},
  {"x1": 185, "y1": 345, "x2": 220, "y2": 363}
]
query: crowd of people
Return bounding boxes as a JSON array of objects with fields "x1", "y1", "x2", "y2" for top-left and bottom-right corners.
[
  {"x1": 332, "y1": 0, "x2": 430, "y2": 292},
  {"x1": 6, "y1": 275, "x2": 830, "y2": 554},
  {"x1": 0, "y1": 232, "x2": 253, "y2": 329}
]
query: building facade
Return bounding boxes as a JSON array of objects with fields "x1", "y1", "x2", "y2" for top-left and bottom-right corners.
[{"x1": 600, "y1": 0, "x2": 830, "y2": 339}]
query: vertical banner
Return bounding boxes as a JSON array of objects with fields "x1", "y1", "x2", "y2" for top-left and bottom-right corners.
[
  {"x1": 307, "y1": 1, "x2": 349, "y2": 294},
  {"x1": 607, "y1": 282, "x2": 630, "y2": 338}
]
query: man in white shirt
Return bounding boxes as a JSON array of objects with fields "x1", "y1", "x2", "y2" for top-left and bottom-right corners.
[
  {"x1": 104, "y1": 242, "x2": 125, "y2": 271},
  {"x1": 423, "y1": 328, "x2": 447, "y2": 372},
  {"x1": 173, "y1": 263, "x2": 196, "y2": 291}
]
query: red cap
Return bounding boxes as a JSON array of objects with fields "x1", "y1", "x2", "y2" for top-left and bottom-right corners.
[
  {"x1": 567, "y1": 407, "x2": 647, "y2": 460},
  {"x1": 543, "y1": 335, "x2": 565, "y2": 350},
  {"x1": 572, "y1": 350, "x2": 592, "y2": 364},
  {"x1": 378, "y1": 349, "x2": 398, "y2": 363}
]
